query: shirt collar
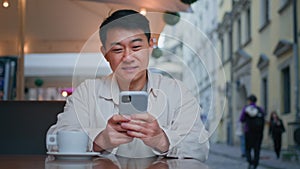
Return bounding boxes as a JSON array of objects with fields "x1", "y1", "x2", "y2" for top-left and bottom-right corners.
[
  {"x1": 98, "y1": 70, "x2": 158, "y2": 105},
  {"x1": 146, "y1": 70, "x2": 158, "y2": 97}
]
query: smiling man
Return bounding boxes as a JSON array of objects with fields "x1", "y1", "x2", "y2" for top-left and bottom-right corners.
[{"x1": 47, "y1": 9, "x2": 209, "y2": 161}]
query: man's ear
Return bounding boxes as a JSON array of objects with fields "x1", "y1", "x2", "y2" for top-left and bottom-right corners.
[
  {"x1": 101, "y1": 46, "x2": 109, "y2": 61},
  {"x1": 148, "y1": 38, "x2": 155, "y2": 54},
  {"x1": 149, "y1": 37, "x2": 155, "y2": 48}
]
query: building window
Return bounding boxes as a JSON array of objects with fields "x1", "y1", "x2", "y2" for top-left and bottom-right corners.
[
  {"x1": 246, "y1": 7, "x2": 251, "y2": 42},
  {"x1": 262, "y1": 77, "x2": 268, "y2": 114},
  {"x1": 281, "y1": 66, "x2": 291, "y2": 114},
  {"x1": 224, "y1": 32, "x2": 229, "y2": 61},
  {"x1": 279, "y1": 0, "x2": 291, "y2": 13},
  {"x1": 237, "y1": 18, "x2": 242, "y2": 47},
  {"x1": 280, "y1": 0, "x2": 290, "y2": 8},
  {"x1": 280, "y1": 0, "x2": 288, "y2": 7},
  {"x1": 229, "y1": 30, "x2": 233, "y2": 59},
  {"x1": 259, "y1": 0, "x2": 270, "y2": 31},
  {"x1": 221, "y1": 37, "x2": 224, "y2": 63}
]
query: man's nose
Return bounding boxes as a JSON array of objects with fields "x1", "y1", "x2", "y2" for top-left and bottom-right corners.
[{"x1": 122, "y1": 48, "x2": 134, "y2": 62}]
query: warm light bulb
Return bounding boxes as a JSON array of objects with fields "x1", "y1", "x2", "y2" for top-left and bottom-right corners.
[
  {"x1": 2, "y1": 0, "x2": 9, "y2": 8},
  {"x1": 61, "y1": 91, "x2": 68, "y2": 97},
  {"x1": 140, "y1": 8, "x2": 147, "y2": 16},
  {"x1": 24, "y1": 44, "x2": 29, "y2": 53}
]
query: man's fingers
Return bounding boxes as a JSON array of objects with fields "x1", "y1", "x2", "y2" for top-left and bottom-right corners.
[
  {"x1": 113, "y1": 124, "x2": 128, "y2": 132},
  {"x1": 121, "y1": 122, "x2": 144, "y2": 132},
  {"x1": 109, "y1": 114, "x2": 130, "y2": 124},
  {"x1": 130, "y1": 113, "x2": 155, "y2": 123},
  {"x1": 121, "y1": 122, "x2": 156, "y2": 137},
  {"x1": 127, "y1": 130, "x2": 146, "y2": 138}
]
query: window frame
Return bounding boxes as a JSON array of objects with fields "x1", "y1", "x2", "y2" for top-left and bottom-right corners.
[
  {"x1": 281, "y1": 66, "x2": 291, "y2": 114},
  {"x1": 259, "y1": 0, "x2": 271, "y2": 32},
  {"x1": 261, "y1": 77, "x2": 268, "y2": 114},
  {"x1": 220, "y1": 37, "x2": 225, "y2": 63},
  {"x1": 246, "y1": 7, "x2": 251, "y2": 42},
  {"x1": 237, "y1": 18, "x2": 242, "y2": 48},
  {"x1": 278, "y1": 0, "x2": 291, "y2": 14}
]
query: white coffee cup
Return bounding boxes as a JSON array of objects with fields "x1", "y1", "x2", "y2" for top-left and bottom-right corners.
[{"x1": 47, "y1": 130, "x2": 89, "y2": 153}]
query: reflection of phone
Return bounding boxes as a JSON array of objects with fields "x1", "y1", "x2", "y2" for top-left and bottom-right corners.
[{"x1": 119, "y1": 91, "x2": 148, "y2": 115}]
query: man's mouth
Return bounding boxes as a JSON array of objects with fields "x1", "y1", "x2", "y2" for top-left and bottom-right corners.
[{"x1": 122, "y1": 66, "x2": 138, "y2": 72}]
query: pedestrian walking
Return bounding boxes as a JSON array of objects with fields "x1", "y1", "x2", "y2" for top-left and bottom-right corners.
[
  {"x1": 240, "y1": 94, "x2": 266, "y2": 169},
  {"x1": 269, "y1": 111, "x2": 285, "y2": 159}
]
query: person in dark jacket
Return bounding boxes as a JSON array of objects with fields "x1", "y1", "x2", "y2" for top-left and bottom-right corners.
[
  {"x1": 240, "y1": 94, "x2": 266, "y2": 169},
  {"x1": 269, "y1": 111, "x2": 285, "y2": 159}
]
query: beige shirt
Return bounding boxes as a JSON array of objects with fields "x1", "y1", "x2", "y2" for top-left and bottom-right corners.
[{"x1": 47, "y1": 71, "x2": 209, "y2": 161}]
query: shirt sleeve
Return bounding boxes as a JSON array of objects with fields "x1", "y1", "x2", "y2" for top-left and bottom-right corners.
[
  {"x1": 46, "y1": 80, "x2": 105, "y2": 152},
  {"x1": 46, "y1": 92, "x2": 87, "y2": 151},
  {"x1": 160, "y1": 81, "x2": 209, "y2": 161}
]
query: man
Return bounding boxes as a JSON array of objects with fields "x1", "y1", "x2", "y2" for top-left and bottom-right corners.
[
  {"x1": 47, "y1": 9, "x2": 209, "y2": 161},
  {"x1": 240, "y1": 94, "x2": 266, "y2": 169}
]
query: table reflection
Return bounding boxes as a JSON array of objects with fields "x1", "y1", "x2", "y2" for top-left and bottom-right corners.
[{"x1": 45, "y1": 155, "x2": 209, "y2": 169}]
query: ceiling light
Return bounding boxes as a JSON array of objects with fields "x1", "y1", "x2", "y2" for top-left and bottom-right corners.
[
  {"x1": 140, "y1": 8, "x2": 147, "y2": 16},
  {"x1": 2, "y1": 0, "x2": 10, "y2": 8},
  {"x1": 61, "y1": 91, "x2": 68, "y2": 97}
]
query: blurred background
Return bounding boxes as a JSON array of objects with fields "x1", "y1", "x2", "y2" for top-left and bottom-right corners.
[{"x1": 0, "y1": 0, "x2": 299, "y2": 162}]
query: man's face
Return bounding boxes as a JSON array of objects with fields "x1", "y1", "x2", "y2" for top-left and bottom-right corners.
[{"x1": 101, "y1": 28, "x2": 152, "y2": 83}]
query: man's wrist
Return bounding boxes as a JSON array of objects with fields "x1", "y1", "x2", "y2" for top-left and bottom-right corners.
[
  {"x1": 93, "y1": 131, "x2": 107, "y2": 152},
  {"x1": 93, "y1": 141, "x2": 105, "y2": 152},
  {"x1": 154, "y1": 131, "x2": 170, "y2": 153}
]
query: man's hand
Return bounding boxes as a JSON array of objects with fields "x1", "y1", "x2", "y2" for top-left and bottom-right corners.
[
  {"x1": 93, "y1": 114, "x2": 133, "y2": 152},
  {"x1": 120, "y1": 113, "x2": 170, "y2": 153}
]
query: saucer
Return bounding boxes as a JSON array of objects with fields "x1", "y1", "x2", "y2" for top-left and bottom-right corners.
[{"x1": 47, "y1": 151, "x2": 101, "y2": 160}]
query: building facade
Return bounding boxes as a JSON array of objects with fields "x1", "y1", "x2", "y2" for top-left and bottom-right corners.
[
  {"x1": 159, "y1": 0, "x2": 222, "y2": 141},
  {"x1": 216, "y1": 0, "x2": 300, "y2": 149}
]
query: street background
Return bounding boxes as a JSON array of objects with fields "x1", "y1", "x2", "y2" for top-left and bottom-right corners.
[{"x1": 206, "y1": 143, "x2": 299, "y2": 169}]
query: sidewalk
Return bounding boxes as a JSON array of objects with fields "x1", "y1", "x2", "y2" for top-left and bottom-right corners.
[{"x1": 209, "y1": 143, "x2": 299, "y2": 169}]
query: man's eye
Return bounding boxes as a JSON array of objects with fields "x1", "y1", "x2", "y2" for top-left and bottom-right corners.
[
  {"x1": 112, "y1": 49, "x2": 123, "y2": 53},
  {"x1": 132, "y1": 46, "x2": 141, "y2": 51}
]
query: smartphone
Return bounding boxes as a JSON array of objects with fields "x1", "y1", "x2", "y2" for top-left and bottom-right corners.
[{"x1": 119, "y1": 91, "x2": 148, "y2": 115}]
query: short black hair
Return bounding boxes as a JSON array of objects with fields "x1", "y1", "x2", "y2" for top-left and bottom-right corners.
[
  {"x1": 247, "y1": 94, "x2": 257, "y2": 103},
  {"x1": 99, "y1": 9, "x2": 151, "y2": 46}
]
